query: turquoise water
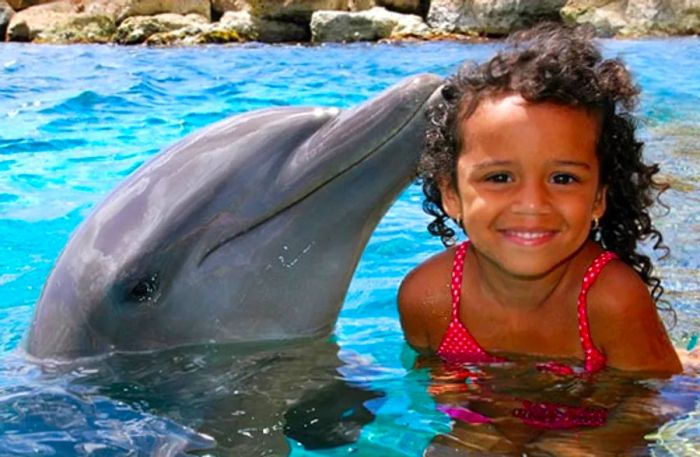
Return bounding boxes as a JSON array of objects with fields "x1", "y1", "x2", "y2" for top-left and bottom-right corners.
[{"x1": 0, "y1": 39, "x2": 699, "y2": 456}]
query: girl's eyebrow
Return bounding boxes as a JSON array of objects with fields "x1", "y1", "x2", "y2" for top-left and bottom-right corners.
[
  {"x1": 472, "y1": 160, "x2": 514, "y2": 170},
  {"x1": 551, "y1": 160, "x2": 592, "y2": 169},
  {"x1": 471, "y1": 159, "x2": 592, "y2": 170}
]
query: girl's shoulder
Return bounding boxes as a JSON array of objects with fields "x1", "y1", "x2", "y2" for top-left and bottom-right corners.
[
  {"x1": 585, "y1": 259, "x2": 656, "y2": 340},
  {"x1": 586, "y1": 257, "x2": 682, "y2": 374},
  {"x1": 586, "y1": 257, "x2": 658, "y2": 327},
  {"x1": 397, "y1": 247, "x2": 456, "y2": 353},
  {"x1": 400, "y1": 247, "x2": 455, "y2": 296}
]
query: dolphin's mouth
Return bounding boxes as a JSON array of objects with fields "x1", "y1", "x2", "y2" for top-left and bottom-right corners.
[{"x1": 198, "y1": 83, "x2": 440, "y2": 266}]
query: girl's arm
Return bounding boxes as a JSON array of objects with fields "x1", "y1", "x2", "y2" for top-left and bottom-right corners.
[
  {"x1": 398, "y1": 268, "x2": 432, "y2": 353},
  {"x1": 398, "y1": 251, "x2": 454, "y2": 355},
  {"x1": 588, "y1": 261, "x2": 682, "y2": 375}
]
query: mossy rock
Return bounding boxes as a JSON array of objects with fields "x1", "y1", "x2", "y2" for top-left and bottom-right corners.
[
  {"x1": 145, "y1": 24, "x2": 244, "y2": 45},
  {"x1": 193, "y1": 28, "x2": 244, "y2": 43},
  {"x1": 115, "y1": 14, "x2": 208, "y2": 44},
  {"x1": 36, "y1": 14, "x2": 115, "y2": 43}
]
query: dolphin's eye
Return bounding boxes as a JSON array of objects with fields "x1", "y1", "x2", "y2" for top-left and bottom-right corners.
[{"x1": 128, "y1": 275, "x2": 159, "y2": 303}]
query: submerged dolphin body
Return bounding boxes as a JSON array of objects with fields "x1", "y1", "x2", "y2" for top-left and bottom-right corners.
[{"x1": 25, "y1": 74, "x2": 443, "y2": 359}]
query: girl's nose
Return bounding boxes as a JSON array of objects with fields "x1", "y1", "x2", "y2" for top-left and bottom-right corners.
[{"x1": 510, "y1": 181, "x2": 552, "y2": 214}]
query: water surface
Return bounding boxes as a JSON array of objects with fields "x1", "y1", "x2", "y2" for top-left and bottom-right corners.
[{"x1": 0, "y1": 39, "x2": 699, "y2": 456}]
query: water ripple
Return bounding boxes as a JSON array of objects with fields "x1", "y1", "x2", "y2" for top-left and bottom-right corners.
[
  {"x1": 40, "y1": 91, "x2": 141, "y2": 115},
  {"x1": 0, "y1": 138, "x2": 88, "y2": 154}
]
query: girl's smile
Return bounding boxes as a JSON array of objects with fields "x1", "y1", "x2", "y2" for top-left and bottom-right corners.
[
  {"x1": 498, "y1": 228, "x2": 558, "y2": 247},
  {"x1": 440, "y1": 94, "x2": 607, "y2": 279}
]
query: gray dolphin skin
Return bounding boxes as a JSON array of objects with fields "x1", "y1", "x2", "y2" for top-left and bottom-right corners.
[{"x1": 25, "y1": 74, "x2": 443, "y2": 360}]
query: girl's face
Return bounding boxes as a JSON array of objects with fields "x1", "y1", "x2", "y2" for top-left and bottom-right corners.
[{"x1": 440, "y1": 94, "x2": 606, "y2": 278}]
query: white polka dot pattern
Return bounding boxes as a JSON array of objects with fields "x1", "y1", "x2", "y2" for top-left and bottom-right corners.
[
  {"x1": 577, "y1": 251, "x2": 618, "y2": 373},
  {"x1": 437, "y1": 242, "x2": 507, "y2": 364}
]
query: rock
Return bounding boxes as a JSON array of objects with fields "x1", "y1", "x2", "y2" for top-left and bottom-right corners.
[
  {"x1": 190, "y1": 24, "x2": 244, "y2": 43},
  {"x1": 219, "y1": 10, "x2": 307, "y2": 42},
  {"x1": 427, "y1": 0, "x2": 567, "y2": 35},
  {"x1": 563, "y1": 0, "x2": 700, "y2": 36},
  {"x1": 37, "y1": 14, "x2": 116, "y2": 43},
  {"x1": 1, "y1": 1, "x2": 14, "y2": 39},
  {"x1": 622, "y1": 0, "x2": 698, "y2": 34},
  {"x1": 115, "y1": 13, "x2": 208, "y2": 44},
  {"x1": 144, "y1": 11, "x2": 308, "y2": 46},
  {"x1": 211, "y1": 0, "x2": 381, "y2": 18},
  {"x1": 425, "y1": 0, "x2": 462, "y2": 33},
  {"x1": 375, "y1": 0, "x2": 422, "y2": 15},
  {"x1": 626, "y1": 0, "x2": 674, "y2": 26},
  {"x1": 674, "y1": 0, "x2": 700, "y2": 33},
  {"x1": 7, "y1": 0, "x2": 114, "y2": 42},
  {"x1": 145, "y1": 23, "x2": 207, "y2": 45},
  {"x1": 311, "y1": 8, "x2": 391, "y2": 41},
  {"x1": 85, "y1": 0, "x2": 211, "y2": 23},
  {"x1": 388, "y1": 8, "x2": 431, "y2": 37},
  {"x1": 145, "y1": 21, "x2": 247, "y2": 45},
  {"x1": 6, "y1": 0, "x2": 53, "y2": 11},
  {"x1": 217, "y1": 0, "x2": 347, "y2": 23},
  {"x1": 217, "y1": 10, "x2": 255, "y2": 37},
  {"x1": 561, "y1": 0, "x2": 627, "y2": 37},
  {"x1": 348, "y1": 0, "x2": 376, "y2": 10},
  {"x1": 310, "y1": 6, "x2": 428, "y2": 42},
  {"x1": 211, "y1": 0, "x2": 246, "y2": 16},
  {"x1": 8, "y1": 0, "x2": 73, "y2": 41},
  {"x1": 621, "y1": 0, "x2": 700, "y2": 34}
]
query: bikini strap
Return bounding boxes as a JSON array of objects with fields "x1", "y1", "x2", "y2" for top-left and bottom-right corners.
[
  {"x1": 450, "y1": 241, "x2": 470, "y2": 320},
  {"x1": 577, "y1": 251, "x2": 618, "y2": 373},
  {"x1": 439, "y1": 240, "x2": 507, "y2": 364}
]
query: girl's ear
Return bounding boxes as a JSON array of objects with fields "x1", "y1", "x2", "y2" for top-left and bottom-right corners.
[
  {"x1": 438, "y1": 177, "x2": 462, "y2": 221},
  {"x1": 593, "y1": 184, "x2": 607, "y2": 220}
]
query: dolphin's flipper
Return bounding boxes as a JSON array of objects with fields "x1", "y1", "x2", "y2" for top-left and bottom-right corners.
[{"x1": 284, "y1": 380, "x2": 384, "y2": 450}]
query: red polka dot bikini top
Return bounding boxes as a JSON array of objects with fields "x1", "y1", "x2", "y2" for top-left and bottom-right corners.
[{"x1": 436, "y1": 241, "x2": 618, "y2": 375}]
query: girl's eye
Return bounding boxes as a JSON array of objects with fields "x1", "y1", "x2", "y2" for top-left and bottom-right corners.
[
  {"x1": 551, "y1": 173, "x2": 579, "y2": 185},
  {"x1": 485, "y1": 173, "x2": 512, "y2": 183}
]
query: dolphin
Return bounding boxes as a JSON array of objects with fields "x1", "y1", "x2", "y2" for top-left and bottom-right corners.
[{"x1": 25, "y1": 74, "x2": 443, "y2": 360}]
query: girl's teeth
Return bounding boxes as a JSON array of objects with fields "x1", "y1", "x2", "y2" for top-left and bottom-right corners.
[{"x1": 511, "y1": 232, "x2": 548, "y2": 239}]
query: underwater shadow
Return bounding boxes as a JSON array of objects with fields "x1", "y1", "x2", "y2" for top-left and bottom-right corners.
[{"x1": 58, "y1": 338, "x2": 385, "y2": 456}]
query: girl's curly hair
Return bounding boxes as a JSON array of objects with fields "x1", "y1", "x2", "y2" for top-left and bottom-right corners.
[{"x1": 419, "y1": 23, "x2": 670, "y2": 307}]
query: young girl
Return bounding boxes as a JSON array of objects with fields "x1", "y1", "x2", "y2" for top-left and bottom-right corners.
[{"x1": 399, "y1": 23, "x2": 682, "y2": 376}]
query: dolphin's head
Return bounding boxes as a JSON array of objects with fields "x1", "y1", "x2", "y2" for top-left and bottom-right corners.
[{"x1": 25, "y1": 74, "x2": 444, "y2": 360}]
